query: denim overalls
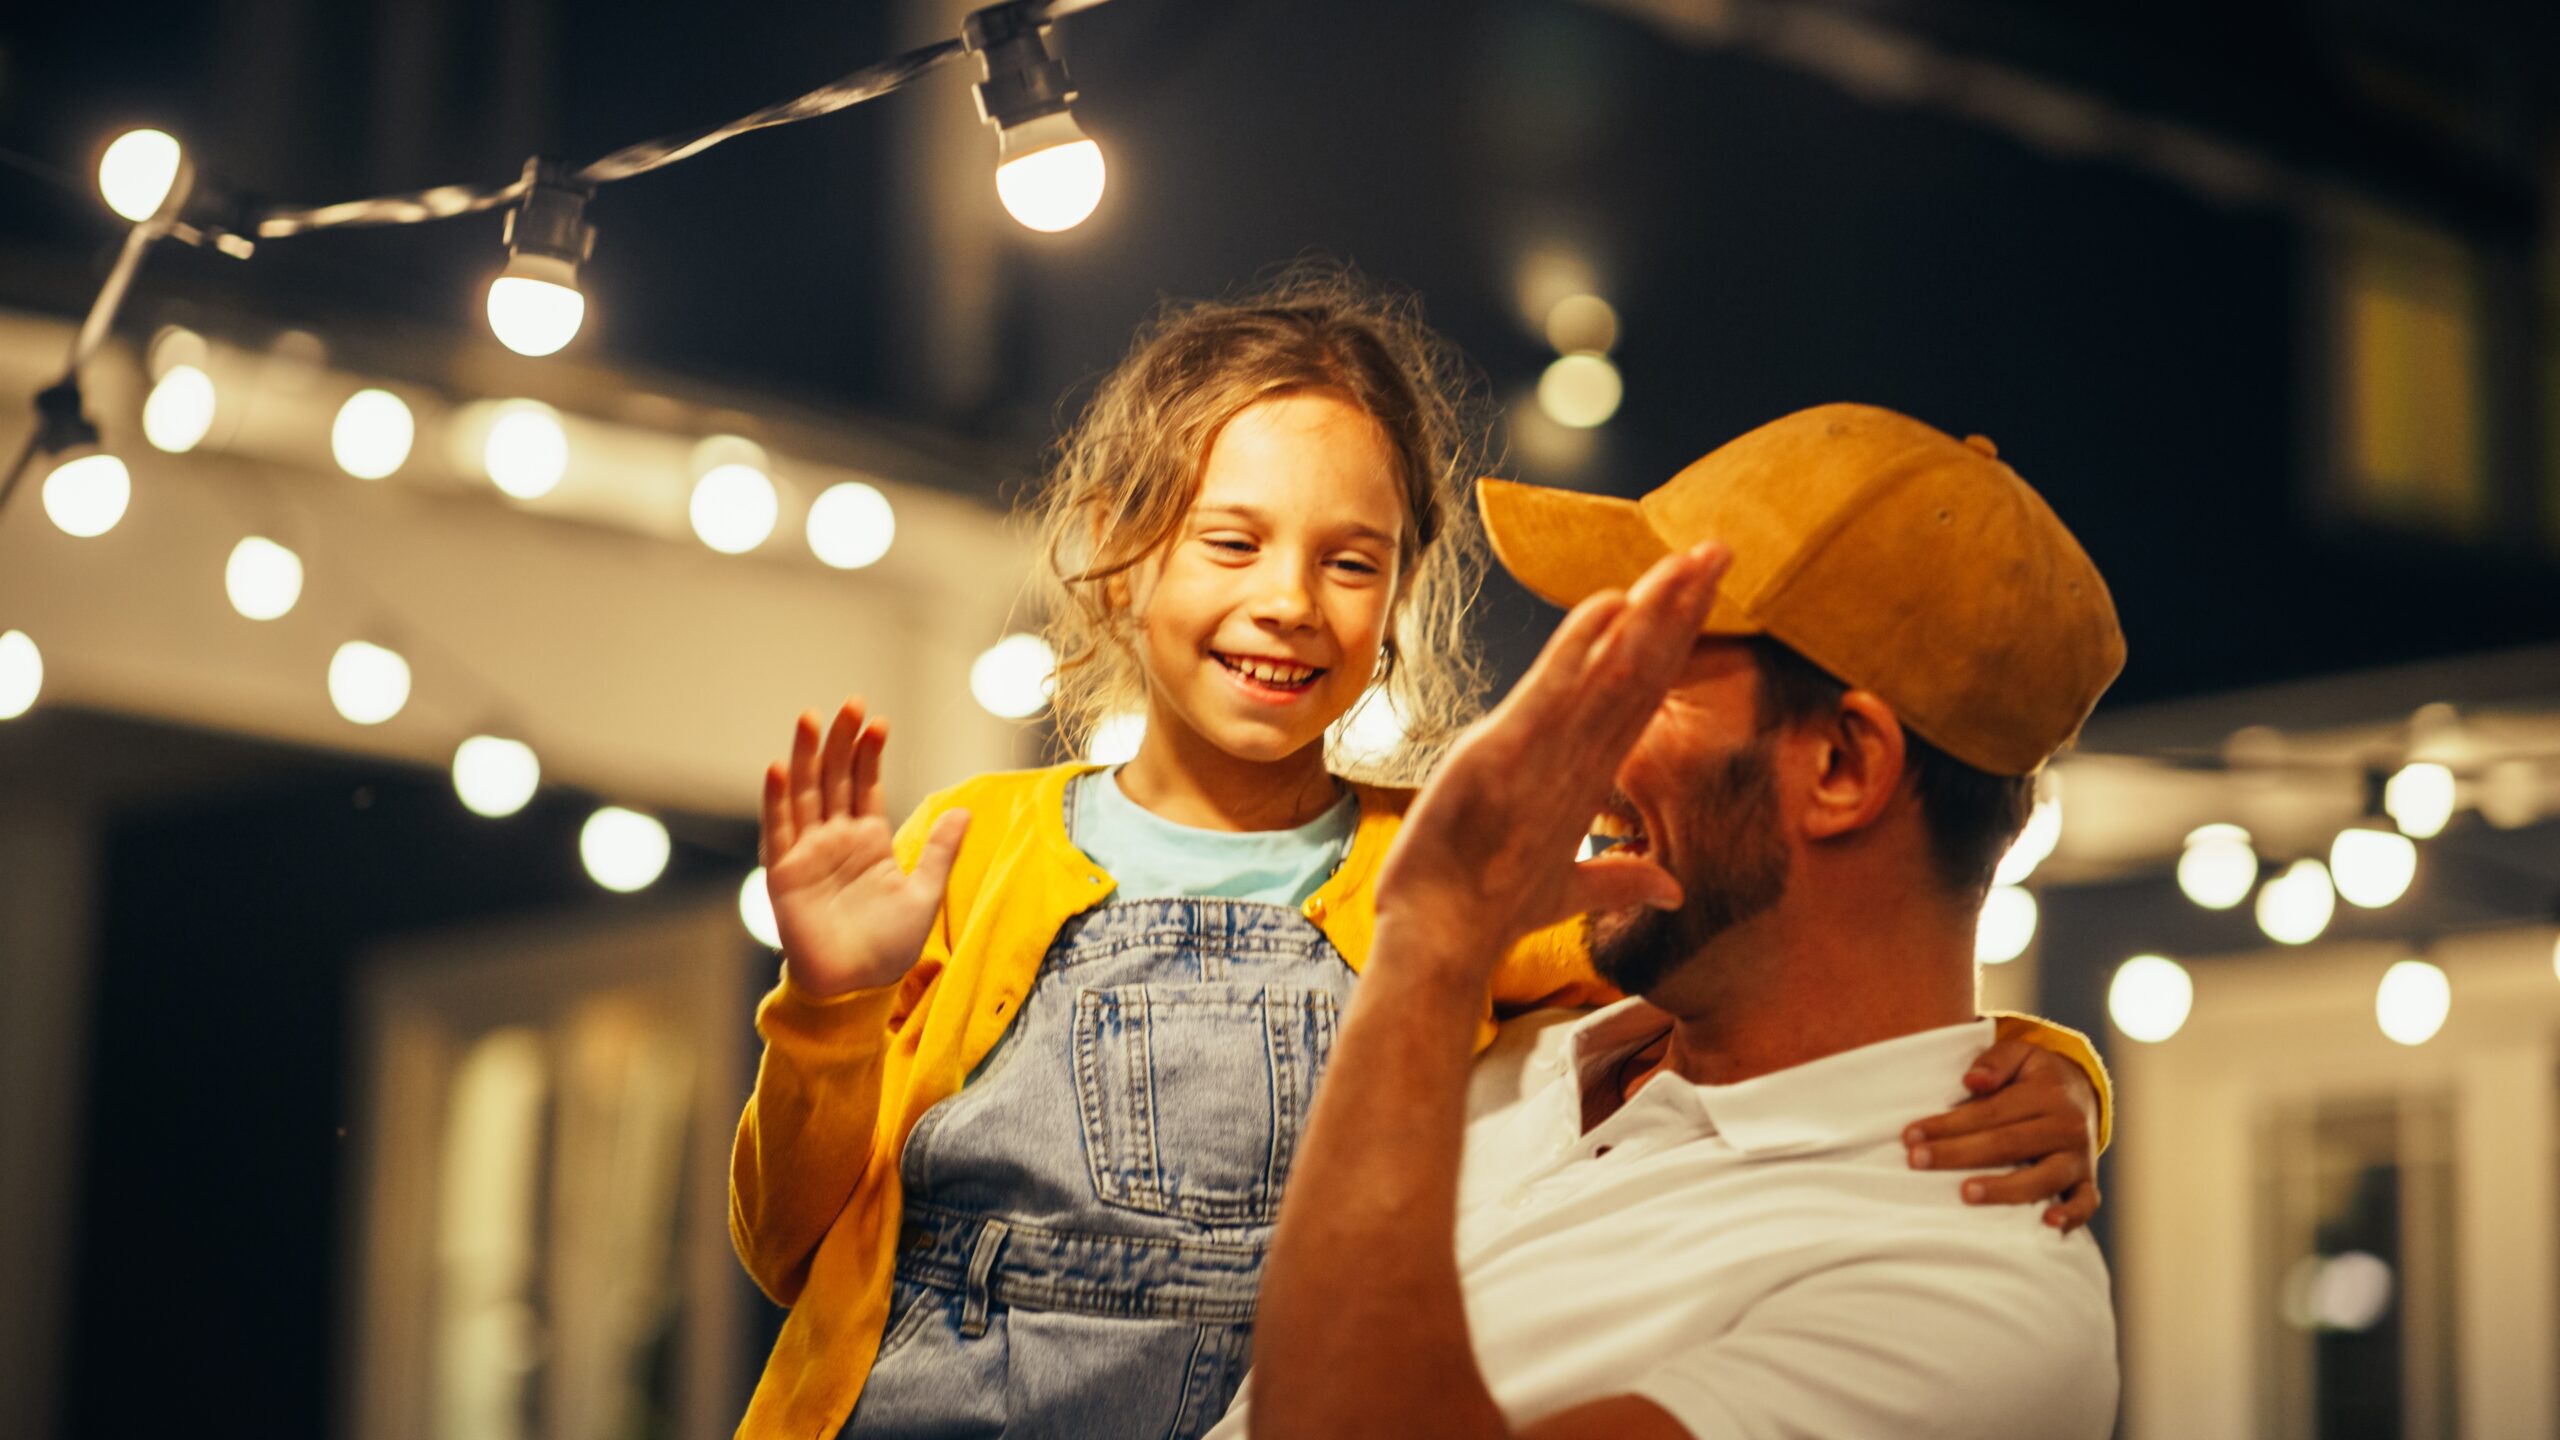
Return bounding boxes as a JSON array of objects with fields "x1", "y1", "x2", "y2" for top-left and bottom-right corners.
[{"x1": 846, "y1": 897, "x2": 1358, "y2": 1439}]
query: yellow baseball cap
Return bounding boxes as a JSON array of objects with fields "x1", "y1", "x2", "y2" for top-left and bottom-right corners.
[{"x1": 1478, "y1": 402, "x2": 2124, "y2": 775}]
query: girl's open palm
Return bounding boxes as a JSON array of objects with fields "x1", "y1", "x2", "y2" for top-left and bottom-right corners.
[{"x1": 758, "y1": 698, "x2": 971, "y2": 998}]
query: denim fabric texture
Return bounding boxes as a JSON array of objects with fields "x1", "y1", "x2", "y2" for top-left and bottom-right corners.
[{"x1": 846, "y1": 898, "x2": 1358, "y2": 1439}]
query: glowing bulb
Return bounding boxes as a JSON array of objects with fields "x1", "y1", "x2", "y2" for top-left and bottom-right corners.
[
  {"x1": 331, "y1": 389, "x2": 415, "y2": 480},
  {"x1": 482, "y1": 400, "x2": 568, "y2": 499},
  {"x1": 1995, "y1": 784, "x2": 2064, "y2": 887},
  {"x1": 806, "y1": 481, "x2": 896, "y2": 569},
  {"x1": 452, "y1": 735, "x2": 541, "y2": 818},
  {"x1": 2330, "y1": 826, "x2": 2417, "y2": 909},
  {"x1": 224, "y1": 537, "x2": 304, "y2": 621},
  {"x1": 327, "y1": 641, "x2": 411, "y2": 726},
  {"x1": 1086, "y1": 712, "x2": 1147, "y2": 765},
  {"x1": 2375, "y1": 959, "x2": 2449, "y2": 1046},
  {"x1": 690, "y1": 463, "x2": 779, "y2": 554},
  {"x1": 970, "y1": 633, "x2": 1055, "y2": 719},
  {"x1": 1976, "y1": 885, "x2": 2037, "y2": 964},
  {"x1": 994, "y1": 112, "x2": 1105, "y2": 232},
  {"x1": 740, "y1": 868, "x2": 782, "y2": 949},
  {"x1": 2177, "y1": 824, "x2": 2257, "y2": 909},
  {"x1": 580, "y1": 806, "x2": 669, "y2": 893},
  {"x1": 1537, "y1": 353, "x2": 1624, "y2": 429},
  {"x1": 41, "y1": 452, "x2": 131, "y2": 537},
  {"x1": 2383, "y1": 762, "x2": 2455, "y2": 839},
  {"x1": 486, "y1": 275, "x2": 586, "y2": 358},
  {"x1": 2255, "y1": 859, "x2": 2335, "y2": 945},
  {"x1": 1332, "y1": 688, "x2": 1408, "y2": 768},
  {"x1": 98, "y1": 128, "x2": 182, "y2": 222},
  {"x1": 1543, "y1": 294, "x2": 1621, "y2": 355},
  {"x1": 0, "y1": 630, "x2": 42, "y2": 720},
  {"x1": 142, "y1": 364, "x2": 217, "y2": 452},
  {"x1": 2109, "y1": 954, "x2": 2193, "y2": 1043}
]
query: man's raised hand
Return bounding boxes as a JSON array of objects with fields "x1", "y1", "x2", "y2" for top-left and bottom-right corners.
[
  {"x1": 757, "y1": 698, "x2": 970, "y2": 998},
  {"x1": 1375, "y1": 542, "x2": 1731, "y2": 971}
]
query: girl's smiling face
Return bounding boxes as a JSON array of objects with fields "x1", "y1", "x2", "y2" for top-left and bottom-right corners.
[{"x1": 1127, "y1": 388, "x2": 1409, "y2": 770}]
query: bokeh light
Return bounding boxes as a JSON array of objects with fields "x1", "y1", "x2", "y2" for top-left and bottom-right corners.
[
  {"x1": 452, "y1": 736, "x2": 542, "y2": 819},
  {"x1": 2109, "y1": 954, "x2": 2194, "y2": 1043},
  {"x1": 807, "y1": 481, "x2": 896, "y2": 570},
  {"x1": 2255, "y1": 859, "x2": 2335, "y2": 945},
  {"x1": 1537, "y1": 353, "x2": 1623, "y2": 429},
  {"x1": 1994, "y1": 784, "x2": 2064, "y2": 887},
  {"x1": 331, "y1": 389, "x2": 415, "y2": 480},
  {"x1": 1976, "y1": 885, "x2": 2037, "y2": 965},
  {"x1": 482, "y1": 400, "x2": 568, "y2": 500},
  {"x1": 224, "y1": 537, "x2": 304, "y2": 621},
  {"x1": 740, "y1": 868, "x2": 782, "y2": 949},
  {"x1": 2374, "y1": 958, "x2": 2450, "y2": 1046},
  {"x1": 2177, "y1": 823, "x2": 2257, "y2": 909},
  {"x1": 580, "y1": 806, "x2": 670, "y2": 893},
  {"x1": 970, "y1": 633, "x2": 1055, "y2": 719},
  {"x1": 142, "y1": 364, "x2": 217, "y2": 452},
  {"x1": 690, "y1": 463, "x2": 779, "y2": 554},
  {"x1": 0, "y1": 631, "x2": 42, "y2": 720},
  {"x1": 98, "y1": 128, "x2": 182, "y2": 222},
  {"x1": 42, "y1": 453, "x2": 131, "y2": 538},
  {"x1": 2329, "y1": 826, "x2": 2417, "y2": 909},
  {"x1": 1086, "y1": 712, "x2": 1147, "y2": 765},
  {"x1": 327, "y1": 641, "x2": 411, "y2": 726},
  {"x1": 2383, "y1": 761, "x2": 2456, "y2": 838}
]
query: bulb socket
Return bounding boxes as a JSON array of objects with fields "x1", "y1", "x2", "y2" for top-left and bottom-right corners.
[
  {"x1": 502, "y1": 158, "x2": 596, "y2": 271},
  {"x1": 965, "y1": 1, "x2": 1079, "y2": 131}
]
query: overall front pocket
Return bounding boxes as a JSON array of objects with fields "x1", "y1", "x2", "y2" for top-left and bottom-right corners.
[{"x1": 1071, "y1": 983, "x2": 1340, "y2": 1225}]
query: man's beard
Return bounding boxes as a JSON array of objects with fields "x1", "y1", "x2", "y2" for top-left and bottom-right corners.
[{"x1": 1583, "y1": 736, "x2": 1791, "y2": 997}]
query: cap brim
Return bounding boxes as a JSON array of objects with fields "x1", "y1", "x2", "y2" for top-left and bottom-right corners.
[{"x1": 1477, "y1": 477, "x2": 1669, "y2": 609}]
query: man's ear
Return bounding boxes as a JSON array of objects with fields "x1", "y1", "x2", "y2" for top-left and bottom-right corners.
[{"x1": 1801, "y1": 691, "x2": 1909, "y2": 841}]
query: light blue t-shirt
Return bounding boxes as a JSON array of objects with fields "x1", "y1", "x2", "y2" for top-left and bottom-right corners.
[{"x1": 1068, "y1": 768, "x2": 1357, "y2": 907}]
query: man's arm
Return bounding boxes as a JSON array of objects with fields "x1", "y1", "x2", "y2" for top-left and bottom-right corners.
[{"x1": 1254, "y1": 543, "x2": 1731, "y2": 1440}]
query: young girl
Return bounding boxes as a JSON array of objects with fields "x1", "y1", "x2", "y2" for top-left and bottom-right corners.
[{"x1": 729, "y1": 271, "x2": 2108, "y2": 1440}]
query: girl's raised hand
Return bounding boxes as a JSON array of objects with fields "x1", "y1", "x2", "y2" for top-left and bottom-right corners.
[{"x1": 758, "y1": 699, "x2": 971, "y2": 999}]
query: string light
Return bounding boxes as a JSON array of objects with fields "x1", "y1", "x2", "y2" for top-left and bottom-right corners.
[
  {"x1": 141, "y1": 364, "x2": 218, "y2": 452},
  {"x1": 2255, "y1": 858, "x2": 2335, "y2": 945},
  {"x1": 224, "y1": 537, "x2": 305, "y2": 621},
  {"x1": 327, "y1": 641, "x2": 412, "y2": 725},
  {"x1": 2374, "y1": 958, "x2": 2450, "y2": 1046},
  {"x1": 2109, "y1": 954, "x2": 2193, "y2": 1043},
  {"x1": 452, "y1": 735, "x2": 542, "y2": 818},
  {"x1": 0, "y1": 630, "x2": 41, "y2": 720},
  {"x1": 2329, "y1": 824, "x2": 2417, "y2": 909},
  {"x1": 740, "y1": 868, "x2": 783, "y2": 949},
  {"x1": 691, "y1": 462, "x2": 780, "y2": 554},
  {"x1": 97, "y1": 128, "x2": 184, "y2": 223},
  {"x1": 1994, "y1": 779, "x2": 2063, "y2": 887},
  {"x1": 967, "y1": 4, "x2": 1107, "y2": 231},
  {"x1": 31, "y1": 382, "x2": 130, "y2": 539},
  {"x1": 1537, "y1": 353, "x2": 1624, "y2": 429},
  {"x1": 2383, "y1": 761, "x2": 2456, "y2": 838},
  {"x1": 1086, "y1": 711, "x2": 1147, "y2": 764},
  {"x1": 1976, "y1": 885, "x2": 2037, "y2": 964},
  {"x1": 971, "y1": 632, "x2": 1055, "y2": 718},
  {"x1": 482, "y1": 399, "x2": 569, "y2": 499},
  {"x1": 2177, "y1": 823, "x2": 2257, "y2": 909},
  {"x1": 806, "y1": 480, "x2": 897, "y2": 569},
  {"x1": 487, "y1": 159, "x2": 594, "y2": 357},
  {"x1": 331, "y1": 389, "x2": 415, "y2": 480},
  {"x1": 580, "y1": 806, "x2": 670, "y2": 892}
]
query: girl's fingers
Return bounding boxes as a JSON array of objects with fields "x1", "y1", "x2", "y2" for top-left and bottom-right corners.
[
  {"x1": 907, "y1": 808, "x2": 972, "y2": 904},
  {"x1": 819, "y1": 700, "x2": 863, "y2": 820},
  {"x1": 760, "y1": 762, "x2": 793, "y2": 864},
  {"x1": 1904, "y1": 1083, "x2": 2044, "y2": 1147},
  {"x1": 2046, "y1": 1179, "x2": 2101, "y2": 1231},
  {"x1": 1912, "y1": 1111, "x2": 2090, "y2": 1173},
  {"x1": 1960, "y1": 1152, "x2": 2084, "y2": 1208},
  {"x1": 788, "y1": 710, "x2": 824, "y2": 835},
  {"x1": 854, "y1": 717, "x2": 890, "y2": 821},
  {"x1": 1961, "y1": 1038, "x2": 2038, "y2": 1095}
]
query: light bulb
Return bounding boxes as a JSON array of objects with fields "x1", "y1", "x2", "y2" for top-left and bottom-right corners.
[
  {"x1": 1537, "y1": 353, "x2": 1624, "y2": 429},
  {"x1": 452, "y1": 735, "x2": 541, "y2": 819},
  {"x1": 1976, "y1": 885, "x2": 2037, "y2": 964},
  {"x1": 690, "y1": 463, "x2": 779, "y2": 554},
  {"x1": 2109, "y1": 954, "x2": 2194, "y2": 1043},
  {"x1": 2177, "y1": 824, "x2": 2257, "y2": 909},
  {"x1": 0, "y1": 630, "x2": 42, "y2": 720},
  {"x1": 142, "y1": 364, "x2": 217, "y2": 452},
  {"x1": 1995, "y1": 783, "x2": 2065, "y2": 888},
  {"x1": 1544, "y1": 294, "x2": 1620, "y2": 355},
  {"x1": 224, "y1": 537, "x2": 304, "y2": 621},
  {"x1": 42, "y1": 452, "x2": 131, "y2": 538},
  {"x1": 327, "y1": 641, "x2": 411, "y2": 726},
  {"x1": 970, "y1": 633, "x2": 1056, "y2": 719},
  {"x1": 2383, "y1": 762, "x2": 2456, "y2": 838},
  {"x1": 806, "y1": 481, "x2": 896, "y2": 569},
  {"x1": 2255, "y1": 859, "x2": 2335, "y2": 946},
  {"x1": 486, "y1": 274, "x2": 586, "y2": 358},
  {"x1": 994, "y1": 111, "x2": 1105, "y2": 232},
  {"x1": 482, "y1": 400, "x2": 568, "y2": 499},
  {"x1": 98, "y1": 128, "x2": 183, "y2": 222},
  {"x1": 740, "y1": 868, "x2": 782, "y2": 949},
  {"x1": 1086, "y1": 712, "x2": 1147, "y2": 765},
  {"x1": 331, "y1": 389, "x2": 415, "y2": 480},
  {"x1": 580, "y1": 806, "x2": 670, "y2": 893},
  {"x1": 2330, "y1": 826, "x2": 2417, "y2": 909},
  {"x1": 2374, "y1": 959, "x2": 2449, "y2": 1046}
]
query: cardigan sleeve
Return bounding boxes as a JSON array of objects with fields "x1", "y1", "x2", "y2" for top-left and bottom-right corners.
[{"x1": 727, "y1": 791, "x2": 959, "y2": 1306}]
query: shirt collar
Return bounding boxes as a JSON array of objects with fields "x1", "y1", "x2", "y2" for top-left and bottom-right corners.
[{"x1": 1563, "y1": 999, "x2": 1994, "y2": 1157}]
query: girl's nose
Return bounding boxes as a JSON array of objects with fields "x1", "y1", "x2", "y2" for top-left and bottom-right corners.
[{"x1": 1249, "y1": 572, "x2": 1318, "y2": 629}]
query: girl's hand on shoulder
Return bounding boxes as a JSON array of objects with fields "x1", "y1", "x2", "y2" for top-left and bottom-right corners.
[
  {"x1": 758, "y1": 698, "x2": 970, "y2": 999},
  {"x1": 1901, "y1": 1039, "x2": 2101, "y2": 1233}
]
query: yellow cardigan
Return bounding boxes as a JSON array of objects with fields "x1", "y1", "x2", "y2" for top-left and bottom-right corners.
[{"x1": 729, "y1": 762, "x2": 2111, "y2": 1440}]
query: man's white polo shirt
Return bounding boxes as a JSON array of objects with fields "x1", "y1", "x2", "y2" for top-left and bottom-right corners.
[{"x1": 1213, "y1": 1003, "x2": 2118, "y2": 1438}]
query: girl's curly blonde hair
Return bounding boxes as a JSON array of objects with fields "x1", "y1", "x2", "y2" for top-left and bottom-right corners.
[{"x1": 1031, "y1": 265, "x2": 1491, "y2": 786}]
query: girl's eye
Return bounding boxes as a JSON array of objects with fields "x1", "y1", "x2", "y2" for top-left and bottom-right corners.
[
  {"x1": 1329, "y1": 556, "x2": 1383, "y2": 577},
  {"x1": 1204, "y1": 537, "x2": 1255, "y2": 554}
]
